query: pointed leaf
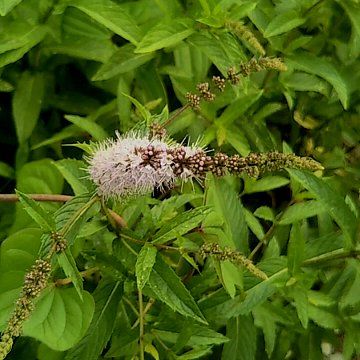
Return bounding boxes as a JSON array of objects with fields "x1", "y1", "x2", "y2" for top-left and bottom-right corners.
[
  {"x1": 136, "y1": 244, "x2": 157, "y2": 289},
  {"x1": 264, "y1": 11, "x2": 305, "y2": 37}
]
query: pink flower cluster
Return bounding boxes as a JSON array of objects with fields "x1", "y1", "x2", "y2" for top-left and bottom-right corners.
[{"x1": 87, "y1": 132, "x2": 201, "y2": 200}]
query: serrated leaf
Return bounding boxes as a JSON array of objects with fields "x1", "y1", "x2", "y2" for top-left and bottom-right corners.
[
  {"x1": 152, "y1": 207, "x2": 210, "y2": 244},
  {"x1": 264, "y1": 11, "x2": 305, "y2": 37},
  {"x1": 23, "y1": 287, "x2": 94, "y2": 351},
  {"x1": 286, "y1": 52, "x2": 349, "y2": 108},
  {"x1": 136, "y1": 18, "x2": 194, "y2": 53},
  {"x1": 15, "y1": 190, "x2": 55, "y2": 232},
  {"x1": 148, "y1": 254, "x2": 206, "y2": 323},
  {"x1": 287, "y1": 222, "x2": 304, "y2": 275},
  {"x1": 307, "y1": 304, "x2": 340, "y2": 329},
  {"x1": 65, "y1": 280, "x2": 123, "y2": 360},
  {"x1": 254, "y1": 206, "x2": 274, "y2": 221},
  {"x1": 279, "y1": 200, "x2": 325, "y2": 225},
  {"x1": 72, "y1": 0, "x2": 142, "y2": 44},
  {"x1": 64, "y1": 115, "x2": 108, "y2": 141},
  {"x1": 290, "y1": 285, "x2": 309, "y2": 329},
  {"x1": 12, "y1": 71, "x2": 45, "y2": 144},
  {"x1": 57, "y1": 249, "x2": 83, "y2": 300},
  {"x1": 287, "y1": 169, "x2": 357, "y2": 247},
  {"x1": 92, "y1": 44, "x2": 154, "y2": 81},
  {"x1": 136, "y1": 244, "x2": 157, "y2": 289}
]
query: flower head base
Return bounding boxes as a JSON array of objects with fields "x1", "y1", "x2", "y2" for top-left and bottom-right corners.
[{"x1": 87, "y1": 132, "x2": 175, "y2": 200}]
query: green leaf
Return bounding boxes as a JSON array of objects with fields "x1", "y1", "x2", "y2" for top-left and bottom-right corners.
[
  {"x1": 136, "y1": 18, "x2": 195, "y2": 53},
  {"x1": 289, "y1": 285, "x2": 309, "y2": 329},
  {"x1": 0, "y1": 0, "x2": 23, "y2": 16},
  {"x1": 72, "y1": 0, "x2": 142, "y2": 44},
  {"x1": 57, "y1": 249, "x2": 84, "y2": 300},
  {"x1": 53, "y1": 159, "x2": 92, "y2": 196},
  {"x1": 339, "y1": 259, "x2": 360, "y2": 314},
  {"x1": 121, "y1": 93, "x2": 151, "y2": 123},
  {"x1": 12, "y1": 71, "x2": 45, "y2": 144},
  {"x1": 148, "y1": 254, "x2": 207, "y2": 323},
  {"x1": 64, "y1": 115, "x2": 108, "y2": 141},
  {"x1": 263, "y1": 11, "x2": 306, "y2": 37},
  {"x1": 136, "y1": 244, "x2": 157, "y2": 289},
  {"x1": 287, "y1": 170, "x2": 357, "y2": 247},
  {"x1": 286, "y1": 52, "x2": 349, "y2": 109},
  {"x1": 0, "y1": 161, "x2": 14, "y2": 179},
  {"x1": 65, "y1": 280, "x2": 123, "y2": 360},
  {"x1": 307, "y1": 304, "x2": 340, "y2": 329},
  {"x1": 222, "y1": 315, "x2": 257, "y2": 360},
  {"x1": 152, "y1": 207, "x2": 210, "y2": 244},
  {"x1": 92, "y1": 44, "x2": 155, "y2": 81},
  {"x1": 23, "y1": 287, "x2": 95, "y2": 351},
  {"x1": 254, "y1": 206, "x2": 274, "y2": 222},
  {"x1": 279, "y1": 200, "x2": 325, "y2": 225},
  {"x1": 244, "y1": 176, "x2": 290, "y2": 194},
  {"x1": 15, "y1": 190, "x2": 55, "y2": 232},
  {"x1": 287, "y1": 222, "x2": 304, "y2": 275}
]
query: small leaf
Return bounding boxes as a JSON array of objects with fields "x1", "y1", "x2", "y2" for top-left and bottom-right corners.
[
  {"x1": 264, "y1": 11, "x2": 306, "y2": 37},
  {"x1": 148, "y1": 254, "x2": 207, "y2": 323},
  {"x1": 23, "y1": 287, "x2": 95, "y2": 351},
  {"x1": 136, "y1": 18, "x2": 195, "y2": 53},
  {"x1": 0, "y1": 161, "x2": 14, "y2": 179},
  {"x1": 152, "y1": 207, "x2": 210, "y2": 244},
  {"x1": 65, "y1": 280, "x2": 123, "y2": 360},
  {"x1": 12, "y1": 71, "x2": 45, "y2": 144},
  {"x1": 136, "y1": 244, "x2": 157, "y2": 289},
  {"x1": 15, "y1": 190, "x2": 55, "y2": 232},
  {"x1": 254, "y1": 206, "x2": 274, "y2": 222},
  {"x1": 72, "y1": 0, "x2": 142, "y2": 44},
  {"x1": 64, "y1": 115, "x2": 108, "y2": 141},
  {"x1": 287, "y1": 169, "x2": 357, "y2": 247},
  {"x1": 286, "y1": 52, "x2": 349, "y2": 108}
]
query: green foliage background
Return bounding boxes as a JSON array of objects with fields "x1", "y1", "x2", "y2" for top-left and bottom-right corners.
[{"x1": 0, "y1": 0, "x2": 359, "y2": 359}]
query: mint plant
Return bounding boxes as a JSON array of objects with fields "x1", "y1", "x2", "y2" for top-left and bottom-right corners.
[{"x1": 0, "y1": 1, "x2": 359, "y2": 360}]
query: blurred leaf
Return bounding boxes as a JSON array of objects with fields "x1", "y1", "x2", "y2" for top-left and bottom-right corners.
[
  {"x1": 93, "y1": 44, "x2": 154, "y2": 81},
  {"x1": 287, "y1": 222, "x2": 304, "y2": 276},
  {"x1": 244, "y1": 176, "x2": 289, "y2": 194},
  {"x1": 136, "y1": 18, "x2": 195, "y2": 53},
  {"x1": 12, "y1": 71, "x2": 45, "y2": 144},
  {"x1": 0, "y1": 161, "x2": 14, "y2": 179},
  {"x1": 148, "y1": 254, "x2": 207, "y2": 323},
  {"x1": 264, "y1": 11, "x2": 305, "y2": 37},
  {"x1": 23, "y1": 287, "x2": 95, "y2": 351},
  {"x1": 279, "y1": 200, "x2": 324, "y2": 225},
  {"x1": 0, "y1": 0, "x2": 23, "y2": 16},
  {"x1": 64, "y1": 115, "x2": 108, "y2": 141}
]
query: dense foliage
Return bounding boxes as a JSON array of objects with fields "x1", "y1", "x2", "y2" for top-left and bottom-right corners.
[{"x1": 0, "y1": 0, "x2": 359, "y2": 359}]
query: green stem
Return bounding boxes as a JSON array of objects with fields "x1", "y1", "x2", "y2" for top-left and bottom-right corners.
[{"x1": 138, "y1": 288, "x2": 145, "y2": 360}]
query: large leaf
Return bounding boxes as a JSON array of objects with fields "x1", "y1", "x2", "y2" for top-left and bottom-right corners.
[
  {"x1": 64, "y1": 115, "x2": 108, "y2": 141},
  {"x1": 287, "y1": 222, "x2": 304, "y2": 276},
  {"x1": 65, "y1": 280, "x2": 123, "y2": 360},
  {"x1": 148, "y1": 254, "x2": 207, "y2": 323},
  {"x1": 23, "y1": 287, "x2": 94, "y2": 351},
  {"x1": 72, "y1": 0, "x2": 142, "y2": 44},
  {"x1": 12, "y1": 71, "x2": 45, "y2": 144},
  {"x1": 279, "y1": 200, "x2": 325, "y2": 225},
  {"x1": 136, "y1": 18, "x2": 195, "y2": 53},
  {"x1": 286, "y1": 52, "x2": 349, "y2": 108},
  {"x1": 287, "y1": 170, "x2": 357, "y2": 247},
  {"x1": 222, "y1": 315, "x2": 257, "y2": 360}
]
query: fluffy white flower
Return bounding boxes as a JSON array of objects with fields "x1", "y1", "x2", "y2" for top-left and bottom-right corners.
[{"x1": 87, "y1": 132, "x2": 175, "y2": 200}]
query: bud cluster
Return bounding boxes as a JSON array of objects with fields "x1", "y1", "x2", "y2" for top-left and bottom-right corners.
[{"x1": 200, "y1": 243, "x2": 268, "y2": 280}]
